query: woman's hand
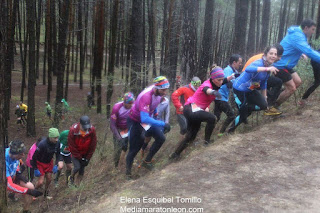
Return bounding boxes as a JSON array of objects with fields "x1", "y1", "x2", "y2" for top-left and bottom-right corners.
[{"x1": 266, "y1": 66, "x2": 279, "y2": 75}]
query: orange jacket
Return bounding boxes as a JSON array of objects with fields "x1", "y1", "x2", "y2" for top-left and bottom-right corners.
[{"x1": 171, "y1": 84, "x2": 195, "y2": 114}]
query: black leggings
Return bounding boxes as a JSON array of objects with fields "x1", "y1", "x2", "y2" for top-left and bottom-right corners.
[
  {"x1": 214, "y1": 100, "x2": 235, "y2": 133},
  {"x1": 126, "y1": 118, "x2": 166, "y2": 175},
  {"x1": 174, "y1": 104, "x2": 216, "y2": 155},
  {"x1": 267, "y1": 76, "x2": 282, "y2": 106},
  {"x1": 71, "y1": 156, "x2": 85, "y2": 176},
  {"x1": 233, "y1": 88, "x2": 267, "y2": 128},
  {"x1": 302, "y1": 60, "x2": 320, "y2": 100}
]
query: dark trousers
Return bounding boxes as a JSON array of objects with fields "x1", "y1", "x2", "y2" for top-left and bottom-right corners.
[
  {"x1": 71, "y1": 156, "x2": 85, "y2": 176},
  {"x1": 302, "y1": 61, "x2": 320, "y2": 100},
  {"x1": 177, "y1": 114, "x2": 187, "y2": 135},
  {"x1": 174, "y1": 104, "x2": 216, "y2": 155},
  {"x1": 113, "y1": 136, "x2": 128, "y2": 167},
  {"x1": 267, "y1": 76, "x2": 283, "y2": 106},
  {"x1": 214, "y1": 100, "x2": 235, "y2": 133},
  {"x1": 230, "y1": 89, "x2": 268, "y2": 131},
  {"x1": 126, "y1": 118, "x2": 165, "y2": 175}
]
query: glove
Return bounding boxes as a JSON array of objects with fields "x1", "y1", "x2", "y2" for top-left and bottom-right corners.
[
  {"x1": 210, "y1": 90, "x2": 222, "y2": 99},
  {"x1": 235, "y1": 73, "x2": 240, "y2": 78},
  {"x1": 26, "y1": 189, "x2": 43, "y2": 197},
  {"x1": 81, "y1": 158, "x2": 89, "y2": 167},
  {"x1": 52, "y1": 165, "x2": 58, "y2": 174},
  {"x1": 163, "y1": 123, "x2": 171, "y2": 134},
  {"x1": 34, "y1": 169, "x2": 41, "y2": 177}
]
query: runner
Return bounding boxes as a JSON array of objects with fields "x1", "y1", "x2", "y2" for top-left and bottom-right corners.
[
  {"x1": 25, "y1": 137, "x2": 45, "y2": 182},
  {"x1": 214, "y1": 54, "x2": 242, "y2": 136},
  {"x1": 68, "y1": 115, "x2": 97, "y2": 186},
  {"x1": 241, "y1": 44, "x2": 284, "y2": 115},
  {"x1": 15, "y1": 105, "x2": 26, "y2": 128},
  {"x1": 45, "y1": 102, "x2": 52, "y2": 119},
  {"x1": 141, "y1": 96, "x2": 170, "y2": 162},
  {"x1": 169, "y1": 66, "x2": 232, "y2": 159},
  {"x1": 299, "y1": 49, "x2": 320, "y2": 105},
  {"x1": 126, "y1": 76, "x2": 171, "y2": 179},
  {"x1": 61, "y1": 98, "x2": 70, "y2": 119},
  {"x1": 273, "y1": 19, "x2": 320, "y2": 108},
  {"x1": 228, "y1": 46, "x2": 279, "y2": 133},
  {"x1": 32, "y1": 128, "x2": 60, "y2": 199},
  {"x1": 171, "y1": 77, "x2": 201, "y2": 135},
  {"x1": 19, "y1": 101, "x2": 28, "y2": 122},
  {"x1": 110, "y1": 92, "x2": 135, "y2": 168},
  {"x1": 6, "y1": 140, "x2": 43, "y2": 213},
  {"x1": 54, "y1": 130, "x2": 72, "y2": 187}
]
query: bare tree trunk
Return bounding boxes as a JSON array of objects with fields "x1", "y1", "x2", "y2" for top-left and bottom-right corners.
[
  {"x1": 46, "y1": 0, "x2": 52, "y2": 102},
  {"x1": 260, "y1": 0, "x2": 270, "y2": 50},
  {"x1": 78, "y1": 0, "x2": 84, "y2": 89},
  {"x1": 296, "y1": 0, "x2": 304, "y2": 25},
  {"x1": 247, "y1": 0, "x2": 256, "y2": 57},
  {"x1": 26, "y1": 0, "x2": 36, "y2": 137},
  {"x1": 198, "y1": 0, "x2": 214, "y2": 81},
  {"x1": 316, "y1": 0, "x2": 320, "y2": 38},
  {"x1": 54, "y1": 0, "x2": 70, "y2": 127},
  {"x1": 256, "y1": 0, "x2": 261, "y2": 52},
  {"x1": 0, "y1": 1, "x2": 9, "y2": 209},
  {"x1": 35, "y1": 0, "x2": 42, "y2": 79},
  {"x1": 278, "y1": 0, "x2": 288, "y2": 42},
  {"x1": 130, "y1": 0, "x2": 143, "y2": 93},
  {"x1": 106, "y1": 0, "x2": 119, "y2": 117},
  {"x1": 233, "y1": 0, "x2": 249, "y2": 57},
  {"x1": 92, "y1": 0, "x2": 105, "y2": 114}
]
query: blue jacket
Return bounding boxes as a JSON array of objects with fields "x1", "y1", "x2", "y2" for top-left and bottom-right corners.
[
  {"x1": 216, "y1": 65, "x2": 239, "y2": 102},
  {"x1": 233, "y1": 59, "x2": 269, "y2": 92},
  {"x1": 274, "y1": 26, "x2": 320, "y2": 69}
]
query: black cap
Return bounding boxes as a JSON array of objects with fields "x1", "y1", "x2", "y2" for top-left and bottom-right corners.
[{"x1": 80, "y1": 115, "x2": 91, "y2": 130}]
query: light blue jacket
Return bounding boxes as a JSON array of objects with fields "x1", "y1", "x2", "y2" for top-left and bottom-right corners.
[
  {"x1": 274, "y1": 26, "x2": 320, "y2": 69},
  {"x1": 216, "y1": 65, "x2": 239, "y2": 102}
]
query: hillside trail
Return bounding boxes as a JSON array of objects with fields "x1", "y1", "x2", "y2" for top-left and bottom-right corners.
[{"x1": 76, "y1": 103, "x2": 320, "y2": 213}]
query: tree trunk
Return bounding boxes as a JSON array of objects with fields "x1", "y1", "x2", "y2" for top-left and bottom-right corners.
[
  {"x1": 260, "y1": 0, "x2": 270, "y2": 50},
  {"x1": 247, "y1": 0, "x2": 256, "y2": 57},
  {"x1": 92, "y1": 0, "x2": 105, "y2": 114},
  {"x1": 130, "y1": 0, "x2": 143, "y2": 93},
  {"x1": 53, "y1": 0, "x2": 70, "y2": 127},
  {"x1": 256, "y1": 0, "x2": 261, "y2": 52},
  {"x1": 106, "y1": 0, "x2": 119, "y2": 117},
  {"x1": 26, "y1": 0, "x2": 37, "y2": 137},
  {"x1": 316, "y1": 0, "x2": 320, "y2": 38},
  {"x1": 278, "y1": 0, "x2": 288, "y2": 42},
  {"x1": 198, "y1": 0, "x2": 214, "y2": 81},
  {"x1": 78, "y1": 0, "x2": 84, "y2": 89},
  {"x1": 180, "y1": 0, "x2": 198, "y2": 81},
  {"x1": 296, "y1": 0, "x2": 304, "y2": 25},
  {"x1": 233, "y1": 0, "x2": 249, "y2": 57},
  {"x1": 0, "y1": 1, "x2": 9, "y2": 210}
]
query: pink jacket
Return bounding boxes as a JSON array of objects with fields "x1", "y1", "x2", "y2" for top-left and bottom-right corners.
[{"x1": 25, "y1": 143, "x2": 37, "y2": 168}]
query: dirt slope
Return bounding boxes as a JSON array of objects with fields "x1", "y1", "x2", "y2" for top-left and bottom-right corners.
[{"x1": 78, "y1": 104, "x2": 320, "y2": 213}]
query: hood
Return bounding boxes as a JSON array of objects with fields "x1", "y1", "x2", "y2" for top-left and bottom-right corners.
[{"x1": 287, "y1": 26, "x2": 302, "y2": 35}]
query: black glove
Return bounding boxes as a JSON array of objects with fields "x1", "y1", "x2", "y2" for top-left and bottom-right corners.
[
  {"x1": 81, "y1": 158, "x2": 89, "y2": 167},
  {"x1": 163, "y1": 123, "x2": 171, "y2": 134},
  {"x1": 26, "y1": 189, "x2": 43, "y2": 197},
  {"x1": 235, "y1": 73, "x2": 240, "y2": 78},
  {"x1": 210, "y1": 90, "x2": 222, "y2": 99}
]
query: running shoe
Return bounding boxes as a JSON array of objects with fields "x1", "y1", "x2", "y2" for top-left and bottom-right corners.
[{"x1": 264, "y1": 107, "x2": 282, "y2": 116}]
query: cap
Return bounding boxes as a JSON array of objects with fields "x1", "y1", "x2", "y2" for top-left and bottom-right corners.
[
  {"x1": 49, "y1": 128, "x2": 60, "y2": 138},
  {"x1": 80, "y1": 115, "x2": 91, "y2": 130}
]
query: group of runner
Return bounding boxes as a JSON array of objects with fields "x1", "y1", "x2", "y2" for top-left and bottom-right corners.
[
  {"x1": 7, "y1": 18, "x2": 320, "y2": 212},
  {"x1": 109, "y1": 19, "x2": 320, "y2": 179},
  {"x1": 6, "y1": 116, "x2": 96, "y2": 213}
]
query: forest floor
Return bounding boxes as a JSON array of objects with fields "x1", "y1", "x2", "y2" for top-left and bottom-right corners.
[{"x1": 7, "y1": 61, "x2": 320, "y2": 213}]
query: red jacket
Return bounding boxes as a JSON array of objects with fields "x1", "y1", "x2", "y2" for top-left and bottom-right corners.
[
  {"x1": 68, "y1": 122, "x2": 97, "y2": 160},
  {"x1": 171, "y1": 84, "x2": 196, "y2": 114}
]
